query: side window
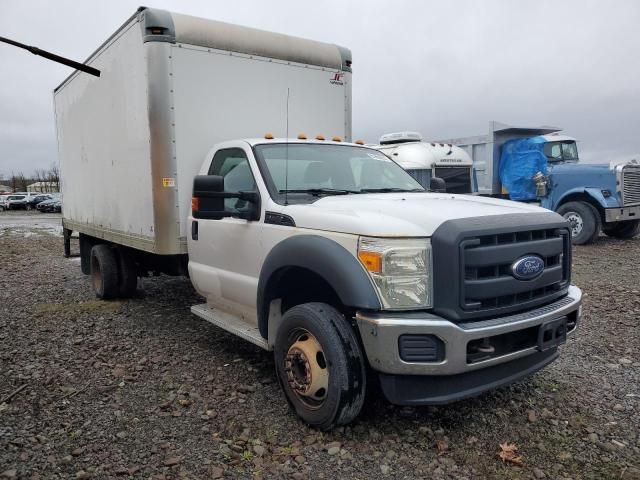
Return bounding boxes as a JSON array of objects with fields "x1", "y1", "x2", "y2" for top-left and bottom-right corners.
[
  {"x1": 207, "y1": 148, "x2": 257, "y2": 210},
  {"x1": 544, "y1": 142, "x2": 562, "y2": 161}
]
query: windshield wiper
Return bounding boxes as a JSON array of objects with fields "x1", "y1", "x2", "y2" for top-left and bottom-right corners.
[
  {"x1": 358, "y1": 187, "x2": 424, "y2": 193},
  {"x1": 278, "y1": 188, "x2": 360, "y2": 196}
]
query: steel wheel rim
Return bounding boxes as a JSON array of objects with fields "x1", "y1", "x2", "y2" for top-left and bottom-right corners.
[
  {"x1": 564, "y1": 212, "x2": 583, "y2": 237},
  {"x1": 284, "y1": 329, "x2": 329, "y2": 409}
]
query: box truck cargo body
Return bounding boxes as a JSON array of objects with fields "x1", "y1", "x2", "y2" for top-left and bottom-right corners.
[{"x1": 54, "y1": 7, "x2": 352, "y2": 256}]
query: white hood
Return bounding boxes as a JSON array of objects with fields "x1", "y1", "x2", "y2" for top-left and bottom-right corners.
[{"x1": 283, "y1": 193, "x2": 551, "y2": 237}]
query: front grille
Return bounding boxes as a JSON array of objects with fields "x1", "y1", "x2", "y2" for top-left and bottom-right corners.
[
  {"x1": 461, "y1": 228, "x2": 570, "y2": 313},
  {"x1": 431, "y1": 212, "x2": 572, "y2": 322},
  {"x1": 622, "y1": 166, "x2": 640, "y2": 206},
  {"x1": 434, "y1": 167, "x2": 472, "y2": 194}
]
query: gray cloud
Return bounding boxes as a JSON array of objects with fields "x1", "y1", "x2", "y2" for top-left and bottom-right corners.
[{"x1": 1, "y1": 0, "x2": 639, "y2": 178}]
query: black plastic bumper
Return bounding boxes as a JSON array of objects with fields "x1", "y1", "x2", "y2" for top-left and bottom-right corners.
[{"x1": 379, "y1": 348, "x2": 559, "y2": 406}]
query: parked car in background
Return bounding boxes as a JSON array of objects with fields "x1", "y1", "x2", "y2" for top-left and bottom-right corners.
[
  {"x1": 36, "y1": 198, "x2": 62, "y2": 213},
  {"x1": 0, "y1": 195, "x2": 8, "y2": 211},
  {"x1": 6, "y1": 195, "x2": 28, "y2": 210},
  {"x1": 26, "y1": 194, "x2": 53, "y2": 210}
]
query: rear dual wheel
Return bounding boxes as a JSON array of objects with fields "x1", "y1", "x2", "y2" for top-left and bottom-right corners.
[
  {"x1": 274, "y1": 302, "x2": 366, "y2": 430},
  {"x1": 90, "y1": 245, "x2": 138, "y2": 299}
]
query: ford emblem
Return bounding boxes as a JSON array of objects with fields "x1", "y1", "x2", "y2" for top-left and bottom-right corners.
[{"x1": 511, "y1": 255, "x2": 545, "y2": 280}]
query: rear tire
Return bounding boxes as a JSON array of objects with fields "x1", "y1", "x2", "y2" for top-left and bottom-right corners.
[
  {"x1": 274, "y1": 302, "x2": 366, "y2": 430},
  {"x1": 90, "y1": 244, "x2": 119, "y2": 300},
  {"x1": 603, "y1": 220, "x2": 640, "y2": 239},
  {"x1": 557, "y1": 201, "x2": 600, "y2": 245},
  {"x1": 116, "y1": 247, "x2": 138, "y2": 298}
]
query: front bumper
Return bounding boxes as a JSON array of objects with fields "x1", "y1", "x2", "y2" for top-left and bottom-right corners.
[
  {"x1": 356, "y1": 285, "x2": 581, "y2": 377},
  {"x1": 379, "y1": 348, "x2": 559, "y2": 405},
  {"x1": 605, "y1": 206, "x2": 640, "y2": 222}
]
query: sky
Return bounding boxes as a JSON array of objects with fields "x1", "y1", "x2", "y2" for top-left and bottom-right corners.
[{"x1": 1, "y1": 0, "x2": 639, "y2": 178}]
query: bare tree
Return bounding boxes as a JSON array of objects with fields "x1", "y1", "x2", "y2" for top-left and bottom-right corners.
[{"x1": 49, "y1": 164, "x2": 60, "y2": 192}]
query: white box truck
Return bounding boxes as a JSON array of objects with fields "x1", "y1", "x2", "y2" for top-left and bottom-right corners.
[{"x1": 55, "y1": 8, "x2": 582, "y2": 429}]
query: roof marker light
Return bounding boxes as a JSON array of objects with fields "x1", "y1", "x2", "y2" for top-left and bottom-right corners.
[
  {"x1": 264, "y1": 133, "x2": 274, "y2": 139},
  {"x1": 316, "y1": 135, "x2": 325, "y2": 141},
  {"x1": 332, "y1": 136, "x2": 342, "y2": 142},
  {"x1": 355, "y1": 140, "x2": 364, "y2": 145},
  {"x1": 297, "y1": 133, "x2": 307, "y2": 140}
]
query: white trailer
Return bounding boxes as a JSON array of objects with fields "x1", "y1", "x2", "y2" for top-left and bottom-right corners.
[{"x1": 55, "y1": 7, "x2": 352, "y2": 259}]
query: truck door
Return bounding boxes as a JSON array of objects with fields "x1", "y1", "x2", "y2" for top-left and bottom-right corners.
[{"x1": 188, "y1": 147, "x2": 264, "y2": 323}]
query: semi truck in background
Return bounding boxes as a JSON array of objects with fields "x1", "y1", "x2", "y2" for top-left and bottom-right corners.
[
  {"x1": 375, "y1": 132, "x2": 474, "y2": 194},
  {"x1": 383, "y1": 122, "x2": 640, "y2": 244},
  {"x1": 440, "y1": 122, "x2": 640, "y2": 244},
  {"x1": 55, "y1": 8, "x2": 582, "y2": 429}
]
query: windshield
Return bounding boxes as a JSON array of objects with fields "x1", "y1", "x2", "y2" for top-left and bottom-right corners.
[
  {"x1": 254, "y1": 143, "x2": 424, "y2": 204},
  {"x1": 544, "y1": 141, "x2": 579, "y2": 162}
]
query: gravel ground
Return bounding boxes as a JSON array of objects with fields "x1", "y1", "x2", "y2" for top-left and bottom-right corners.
[{"x1": 1, "y1": 211, "x2": 638, "y2": 479}]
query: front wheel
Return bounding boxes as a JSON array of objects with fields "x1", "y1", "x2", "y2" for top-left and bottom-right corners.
[
  {"x1": 557, "y1": 201, "x2": 600, "y2": 245},
  {"x1": 603, "y1": 220, "x2": 640, "y2": 239},
  {"x1": 274, "y1": 302, "x2": 366, "y2": 430}
]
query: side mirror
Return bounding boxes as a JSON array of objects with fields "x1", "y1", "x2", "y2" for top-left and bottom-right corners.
[
  {"x1": 192, "y1": 175, "x2": 260, "y2": 221},
  {"x1": 429, "y1": 176, "x2": 446, "y2": 193}
]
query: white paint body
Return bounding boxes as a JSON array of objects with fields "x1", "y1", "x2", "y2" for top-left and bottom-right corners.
[{"x1": 187, "y1": 139, "x2": 549, "y2": 324}]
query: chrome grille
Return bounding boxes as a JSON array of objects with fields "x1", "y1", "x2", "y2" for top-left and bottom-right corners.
[{"x1": 622, "y1": 166, "x2": 640, "y2": 206}]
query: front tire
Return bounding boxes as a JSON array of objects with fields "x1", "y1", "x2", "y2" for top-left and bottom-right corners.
[
  {"x1": 603, "y1": 220, "x2": 640, "y2": 239},
  {"x1": 557, "y1": 201, "x2": 600, "y2": 245},
  {"x1": 274, "y1": 303, "x2": 366, "y2": 430}
]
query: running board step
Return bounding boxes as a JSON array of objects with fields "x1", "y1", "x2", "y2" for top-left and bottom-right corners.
[{"x1": 191, "y1": 303, "x2": 269, "y2": 350}]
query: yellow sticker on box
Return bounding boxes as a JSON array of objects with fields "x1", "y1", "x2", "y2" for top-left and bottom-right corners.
[{"x1": 162, "y1": 177, "x2": 175, "y2": 187}]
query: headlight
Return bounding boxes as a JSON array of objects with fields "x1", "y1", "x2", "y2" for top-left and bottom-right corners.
[{"x1": 357, "y1": 237, "x2": 432, "y2": 309}]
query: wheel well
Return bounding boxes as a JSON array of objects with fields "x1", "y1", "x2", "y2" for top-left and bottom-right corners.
[
  {"x1": 557, "y1": 193, "x2": 604, "y2": 222},
  {"x1": 271, "y1": 267, "x2": 346, "y2": 316}
]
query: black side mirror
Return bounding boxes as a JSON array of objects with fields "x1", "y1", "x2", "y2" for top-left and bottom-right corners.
[
  {"x1": 192, "y1": 175, "x2": 260, "y2": 221},
  {"x1": 429, "y1": 176, "x2": 446, "y2": 193}
]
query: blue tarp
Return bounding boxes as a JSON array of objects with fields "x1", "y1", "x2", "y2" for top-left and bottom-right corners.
[{"x1": 499, "y1": 136, "x2": 548, "y2": 200}]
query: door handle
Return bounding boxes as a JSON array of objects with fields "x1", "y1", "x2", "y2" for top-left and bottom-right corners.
[{"x1": 191, "y1": 220, "x2": 198, "y2": 241}]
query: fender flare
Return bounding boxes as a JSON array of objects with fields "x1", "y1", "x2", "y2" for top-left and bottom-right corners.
[
  {"x1": 256, "y1": 235, "x2": 381, "y2": 338},
  {"x1": 551, "y1": 187, "x2": 618, "y2": 211}
]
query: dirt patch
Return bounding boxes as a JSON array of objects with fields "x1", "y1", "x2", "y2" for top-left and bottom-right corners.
[{"x1": 1, "y1": 230, "x2": 639, "y2": 479}]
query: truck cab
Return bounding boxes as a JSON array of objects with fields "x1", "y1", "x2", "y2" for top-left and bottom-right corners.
[{"x1": 187, "y1": 137, "x2": 582, "y2": 429}]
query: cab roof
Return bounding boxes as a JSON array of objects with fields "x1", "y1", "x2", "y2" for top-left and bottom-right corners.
[{"x1": 244, "y1": 138, "x2": 366, "y2": 148}]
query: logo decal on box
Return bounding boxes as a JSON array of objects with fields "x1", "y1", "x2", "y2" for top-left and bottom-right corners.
[{"x1": 330, "y1": 72, "x2": 344, "y2": 86}]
